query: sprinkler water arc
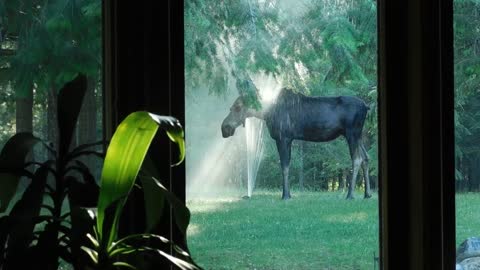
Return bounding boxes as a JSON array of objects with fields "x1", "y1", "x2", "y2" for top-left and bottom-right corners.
[{"x1": 245, "y1": 117, "x2": 265, "y2": 198}]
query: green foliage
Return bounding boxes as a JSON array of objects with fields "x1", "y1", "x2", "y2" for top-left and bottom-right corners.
[
  {"x1": 0, "y1": 76, "x2": 199, "y2": 270},
  {"x1": 1, "y1": 0, "x2": 101, "y2": 98},
  {"x1": 185, "y1": 0, "x2": 379, "y2": 191},
  {"x1": 95, "y1": 112, "x2": 162, "y2": 248},
  {"x1": 0, "y1": 74, "x2": 101, "y2": 269},
  {"x1": 454, "y1": 0, "x2": 480, "y2": 187},
  {"x1": 85, "y1": 111, "x2": 198, "y2": 270}
]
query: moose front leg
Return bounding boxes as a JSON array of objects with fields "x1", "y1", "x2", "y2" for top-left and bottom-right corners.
[{"x1": 276, "y1": 139, "x2": 292, "y2": 200}]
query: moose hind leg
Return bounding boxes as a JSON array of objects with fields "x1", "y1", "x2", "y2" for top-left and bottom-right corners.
[
  {"x1": 276, "y1": 139, "x2": 292, "y2": 200},
  {"x1": 347, "y1": 154, "x2": 362, "y2": 199},
  {"x1": 346, "y1": 134, "x2": 362, "y2": 199},
  {"x1": 361, "y1": 144, "x2": 372, "y2": 198}
]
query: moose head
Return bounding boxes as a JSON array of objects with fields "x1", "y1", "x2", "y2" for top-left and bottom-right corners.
[{"x1": 221, "y1": 96, "x2": 251, "y2": 138}]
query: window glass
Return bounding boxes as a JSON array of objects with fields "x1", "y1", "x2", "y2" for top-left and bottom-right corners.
[
  {"x1": 185, "y1": 0, "x2": 379, "y2": 269},
  {"x1": 0, "y1": 0, "x2": 102, "y2": 165},
  {"x1": 0, "y1": 1, "x2": 102, "y2": 268},
  {"x1": 455, "y1": 1, "x2": 480, "y2": 268}
]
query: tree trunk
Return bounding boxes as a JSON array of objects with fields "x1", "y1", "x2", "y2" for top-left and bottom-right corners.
[
  {"x1": 371, "y1": 175, "x2": 378, "y2": 191},
  {"x1": 343, "y1": 168, "x2": 350, "y2": 192},
  {"x1": 319, "y1": 162, "x2": 328, "y2": 191},
  {"x1": 77, "y1": 77, "x2": 97, "y2": 145},
  {"x1": 313, "y1": 167, "x2": 316, "y2": 186},
  {"x1": 470, "y1": 156, "x2": 480, "y2": 191},
  {"x1": 77, "y1": 77, "x2": 98, "y2": 175},
  {"x1": 299, "y1": 141, "x2": 304, "y2": 191},
  {"x1": 337, "y1": 170, "x2": 343, "y2": 192},
  {"x1": 16, "y1": 87, "x2": 34, "y2": 164},
  {"x1": 15, "y1": 89, "x2": 33, "y2": 133},
  {"x1": 47, "y1": 87, "x2": 58, "y2": 156}
]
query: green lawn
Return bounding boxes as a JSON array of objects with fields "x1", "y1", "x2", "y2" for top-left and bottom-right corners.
[
  {"x1": 188, "y1": 191, "x2": 480, "y2": 269},
  {"x1": 187, "y1": 190, "x2": 380, "y2": 270},
  {"x1": 456, "y1": 193, "x2": 480, "y2": 247}
]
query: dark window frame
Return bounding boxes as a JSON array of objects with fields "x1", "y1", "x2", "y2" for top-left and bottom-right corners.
[
  {"x1": 378, "y1": 1, "x2": 455, "y2": 269},
  {"x1": 103, "y1": 0, "x2": 456, "y2": 269}
]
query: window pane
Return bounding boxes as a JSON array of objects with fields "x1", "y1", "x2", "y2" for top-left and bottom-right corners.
[
  {"x1": 455, "y1": 1, "x2": 480, "y2": 269},
  {"x1": 185, "y1": 0, "x2": 379, "y2": 269},
  {"x1": 0, "y1": 0, "x2": 102, "y2": 268},
  {"x1": 0, "y1": 1, "x2": 103, "y2": 155}
]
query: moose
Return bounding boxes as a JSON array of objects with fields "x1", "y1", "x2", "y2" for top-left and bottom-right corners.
[{"x1": 221, "y1": 88, "x2": 371, "y2": 200}]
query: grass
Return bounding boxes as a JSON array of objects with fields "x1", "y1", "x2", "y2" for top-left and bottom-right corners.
[
  {"x1": 456, "y1": 193, "x2": 480, "y2": 247},
  {"x1": 187, "y1": 190, "x2": 380, "y2": 270},
  {"x1": 188, "y1": 191, "x2": 480, "y2": 270}
]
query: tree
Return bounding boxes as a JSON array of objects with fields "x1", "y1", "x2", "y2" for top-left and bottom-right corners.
[
  {"x1": 184, "y1": 0, "x2": 379, "y2": 191},
  {"x1": 453, "y1": 0, "x2": 480, "y2": 191},
  {"x1": 1, "y1": 0, "x2": 102, "y2": 160}
]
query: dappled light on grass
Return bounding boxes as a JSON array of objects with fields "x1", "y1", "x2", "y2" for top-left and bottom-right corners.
[
  {"x1": 325, "y1": 212, "x2": 368, "y2": 223},
  {"x1": 187, "y1": 224, "x2": 201, "y2": 237},
  {"x1": 188, "y1": 197, "x2": 242, "y2": 214}
]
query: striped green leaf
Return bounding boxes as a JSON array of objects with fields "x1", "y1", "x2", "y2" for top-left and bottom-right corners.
[{"x1": 96, "y1": 111, "x2": 184, "y2": 248}]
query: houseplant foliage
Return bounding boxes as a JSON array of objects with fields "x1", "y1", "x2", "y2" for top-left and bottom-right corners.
[
  {"x1": 0, "y1": 74, "x2": 199, "y2": 269},
  {"x1": 0, "y1": 74, "x2": 102, "y2": 269},
  {"x1": 82, "y1": 111, "x2": 199, "y2": 270}
]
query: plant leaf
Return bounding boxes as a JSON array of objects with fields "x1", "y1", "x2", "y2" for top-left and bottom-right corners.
[
  {"x1": 68, "y1": 140, "x2": 106, "y2": 158},
  {"x1": 33, "y1": 221, "x2": 60, "y2": 269},
  {"x1": 96, "y1": 112, "x2": 185, "y2": 249},
  {"x1": 57, "y1": 74, "x2": 87, "y2": 158},
  {"x1": 156, "y1": 249, "x2": 199, "y2": 270},
  {"x1": 69, "y1": 207, "x2": 96, "y2": 269},
  {"x1": 4, "y1": 165, "x2": 49, "y2": 267},
  {"x1": 147, "y1": 114, "x2": 185, "y2": 166},
  {"x1": 0, "y1": 132, "x2": 41, "y2": 212},
  {"x1": 112, "y1": 262, "x2": 138, "y2": 269},
  {"x1": 81, "y1": 246, "x2": 98, "y2": 264},
  {"x1": 0, "y1": 216, "x2": 9, "y2": 264},
  {"x1": 86, "y1": 233, "x2": 99, "y2": 248},
  {"x1": 96, "y1": 112, "x2": 159, "y2": 247},
  {"x1": 138, "y1": 156, "x2": 165, "y2": 232},
  {"x1": 109, "y1": 246, "x2": 137, "y2": 257},
  {"x1": 68, "y1": 172, "x2": 99, "y2": 208},
  {"x1": 149, "y1": 177, "x2": 190, "y2": 236}
]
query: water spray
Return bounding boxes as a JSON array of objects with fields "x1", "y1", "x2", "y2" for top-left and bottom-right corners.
[{"x1": 245, "y1": 117, "x2": 265, "y2": 197}]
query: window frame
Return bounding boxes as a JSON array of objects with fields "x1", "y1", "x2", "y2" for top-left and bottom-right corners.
[
  {"x1": 103, "y1": 0, "x2": 456, "y2": 269},
  {"x1": 378, "y1": 0, "x2": 455, "y2": 269},
  {"x1": 102, "y1": 0, "x2": 186, "y2": 257}
]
